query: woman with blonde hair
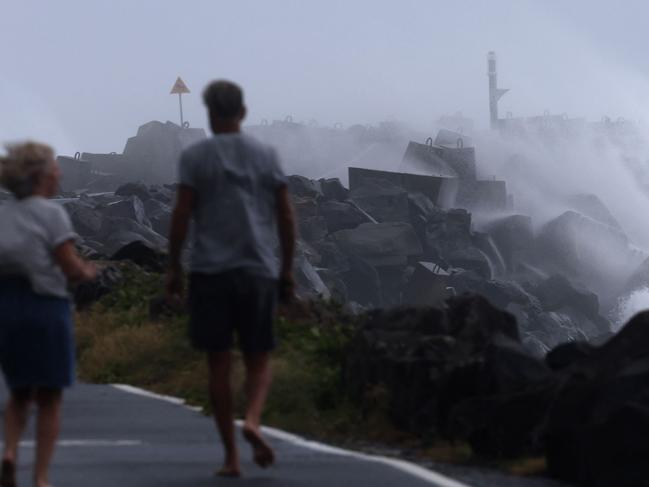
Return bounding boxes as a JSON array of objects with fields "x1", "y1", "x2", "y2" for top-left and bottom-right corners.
[{"x1": 0, "y1": 142, "x2": 96, "y2": 487}]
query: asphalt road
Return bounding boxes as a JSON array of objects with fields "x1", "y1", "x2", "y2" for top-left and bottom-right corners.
[{"x1": 0, "y1": 383, "x2": 470, "y2": 487}]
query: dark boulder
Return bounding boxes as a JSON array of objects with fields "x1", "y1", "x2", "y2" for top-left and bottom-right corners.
[
  {"x1": 143, "y1": 199, "x2": 172, "y2": 237},
  {"x1": 288, "y1": 175, "x2": 322, "y2": 198},
  {"x1": 402, "y1": 262, "x2": 451, "y2": 308},
  {"x1": 110, "y1": 240, "x2": 167, "y2": 272},
  {"x1": 291, "y1": 195, "x2": 319, "y2": 221},
  {"x1": 544, "y1": 311, "x2": 649, "y2": 486},
  {"x1": 311, "y1": 239, "x2": 348, "y2": 272},
  {"x1": 98, "y1": 217, "x2": 167, "y2": 256},
  {"x1": 349, "y1": 178, "x2": 410, "y2": 223},
  {"x1": 447, "y1": 247, "x2": 493, "y2": 279},
  {"x1": 344, "y1": 295, "x2": 550, "y2": 447},
  {"x1": 64, "y1": 200, "x2": 104, "y2": 237},
  {"x1": 319, "y1": 200, "x2": 371, "y2": 233},
  {"x1": 483, "y1": 214, "x2": 533, "y2": 273},
  {"x1": 340, "y1": 257, "x2": 382, "y2": 307},
  {"x1": 532, "y1": 274, "x2": 611, "y2": 336},
  {"x1": 101, "y1": 196, "x2": 151, "y2": 228},
  {"x1": 115, "y1": 182, "x2": 152, "y2": 202},
  {"x1": 298, "y1": 216, "x2": 328, "y2": 243},
  {"x1": 148, "y1": 184, "x2": 174, "y2": 204},
  {"x1": 294, "y1": 255, "x2": 330, "y2": 300},
  {"x1": 332, "y1": 222, "x2": 423, "y2": 267},
  {"x1": 318, "y1": 178, "x2": 349, "y2": 201},
  {"x1": 423, "y1": 208, "x2": 473, "y2": 261},
  {"x1": 545, "y1": 341, "x2": 597, "y2": 371}
]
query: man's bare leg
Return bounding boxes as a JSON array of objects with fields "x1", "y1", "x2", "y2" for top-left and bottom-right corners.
[
  {"x1": 34, "y1": 388, "x2": 62, "y2": 487},
  {"x1": 242, "y1": 352, "x2": 274, "y2": 467},
  {"x1": 207, "y1": 351, "x2": 240, "y2": 476}
]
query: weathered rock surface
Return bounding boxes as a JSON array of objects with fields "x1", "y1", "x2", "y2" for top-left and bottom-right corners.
[
  {"x1": 110, "y1": 240, "x2": 167, "y2": 272},
  {"x1": 344, "y1": 295, "x2": 649, "y2": 485},
  {"x1": 332, "y1": 222, "x2": 423, "y2": 266},
  {"x1": 344, "y1": 294, "x2": 552, "y2": 454},
  {"x1": 350, "y1": 178, "x2": 410, "y2": 223}
]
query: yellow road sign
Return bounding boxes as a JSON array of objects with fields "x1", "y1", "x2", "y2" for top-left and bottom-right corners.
[{"x1": 170, "y1": 77, "x2": 190, "y2": 94}]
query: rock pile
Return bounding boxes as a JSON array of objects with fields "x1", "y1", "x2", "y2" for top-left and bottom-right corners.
[
  {"x1": 286, "y1": 172, "x2": 614, "y2": 354},
  {"x1": 344, "y1": 295, "x2": 649, "y2": 487},
  {"x1": 4, "y1": 160, "x2": 620, "y2": 354}
]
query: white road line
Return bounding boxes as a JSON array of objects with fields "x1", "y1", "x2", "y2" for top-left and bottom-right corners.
[
  {"x1": 10, "y1": 440, "x2": 142, "y2": 448},
  {"x1": 112, "y1": 384, "x2": 472, "y2": 487},
  {"x1": 112, "y1": 384, "x2": 202, "y2": 412}
]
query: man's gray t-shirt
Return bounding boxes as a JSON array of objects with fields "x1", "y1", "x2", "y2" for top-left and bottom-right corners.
[
  {"x1": 0, "y1": 197, "x2": 77, "y2": 298},
  {"x1": 179, "y1": 133, "x2": 287, "y2": 278}
]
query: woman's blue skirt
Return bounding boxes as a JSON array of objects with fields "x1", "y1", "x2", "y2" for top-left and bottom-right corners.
[{"x1": 0, "y1": 277, "x2": 75, "y2": 390}]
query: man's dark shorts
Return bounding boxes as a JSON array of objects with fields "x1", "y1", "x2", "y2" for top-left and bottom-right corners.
[{"x1": 188, "y1": 270, "x2": 278, "y2": 353}]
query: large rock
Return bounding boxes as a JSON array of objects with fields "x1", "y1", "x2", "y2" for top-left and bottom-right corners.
[
  {"x1": 349, "y1": 178, "x2": 410, "y2": 223},
  {"x1": 531, "y1": 275, "x2": 611, "y2": 336},
  {"x1": 63, "y1": 200, "x2": 104, "y2": 237},
  {"x1": 344, "y1": 294, "x2": 550, "y2": 446},
  {"x1": 318, "y1": 178, "x2": 349, "y2": 201},
  {"x1": 311, "y1": 239, "x2": 349, "y2": 272},
  {"x1": 402, "y1": 262, "x2": 451, "y2": 308},
  {"x1": 340, "y1": 257, "x2": 382, "y2": 307},
  {"x1": 319, "y1": 200, "x2": 371, "y2": 233},
  {"x1": 149, "y1": 184, "x2": 174, "y2": 204},
  {"x1": 423, "y1": 208, "x2": 473, "y2": 262},
  {"x1": 564, "y1": 193, "x2": 621, "y2": 230},
  {"x1": 447, "y1": 247, "x2": 493, "y2": 279},
  {"x1": 294, "y1": 255, "x2": 330, "y2": 300},
  {"x1": 332, "y1": 222, "x2": 423, "y2": 266},
  {"x1": 484, "y1": 214, "x2": 533, "y2": 273},
  {"x1": 143, "y1": 199, "x2": 172, "y2": 237},
  {"x1": 298, "y1": 216, "x2": 328, "y2": 243},
  {"x1": 101, "y1": 196, "x2": 151, "y2": 228},
  {"x1": 122, "y1": 121, "x2": 206, "y2": 183},
  {"x1": 291, "y1": 196, "x2": 319, "y2": 220},
  {"x1": 544, "y1": 311, "x2": 649, "y2": 486},
  {"x1": 534, "y1": 275, "x2": 598, "y2": 317},
  {"x1": 98, "y1": 217, "x2": 167, "y2": 256},
  {"x1": 288, "y1": 175, "x2": 322, "y2": 198},
  {"x1": 535, "y1": 210, "x2": 640, "y2": 299},
  {"x1": 115, "y1": 182, "x2": 151, "y2": 202},
  {"x1": 111, "y1": 240, "x2": 167, "y2": 272}
]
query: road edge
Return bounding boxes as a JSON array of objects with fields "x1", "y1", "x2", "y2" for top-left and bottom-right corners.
[{"x1": 111, "y1": 383, "x2": 472, "y2": 487}]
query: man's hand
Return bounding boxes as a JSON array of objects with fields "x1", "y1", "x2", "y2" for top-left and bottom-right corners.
[
  {"x1": 276, "y1": 185, "x2": 296, "y2": 305},
  {"x1": 166, "y1": 267, "x2": 184, "y2": 305},
  {"x1": 167, "y1": 184, "x2": 194, "y2": 305},
  {"x1": 279, "y1": 270, "x2": 295, "y2": 304}
]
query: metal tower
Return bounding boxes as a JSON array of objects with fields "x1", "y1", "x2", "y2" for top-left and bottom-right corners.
[{"x1": 488, "y1": 51, "x2": 509, "y2": 129}]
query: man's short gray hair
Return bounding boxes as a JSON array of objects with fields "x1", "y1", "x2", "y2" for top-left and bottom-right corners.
[
  {"x1": 0, "y1": 142, "x2": 54, "y2": 199},
  {"x1": 202, "y1": 80, "x2": 244, "y2": 119}
]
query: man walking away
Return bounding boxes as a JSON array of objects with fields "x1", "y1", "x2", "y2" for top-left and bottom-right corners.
[{"x1": 166, "y1": 80, "x2": 296, "y2": 478}]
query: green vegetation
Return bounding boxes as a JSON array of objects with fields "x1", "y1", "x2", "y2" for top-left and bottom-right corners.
[{"x1": 76, "y1": 263, "x2": 395, "y2": 441}]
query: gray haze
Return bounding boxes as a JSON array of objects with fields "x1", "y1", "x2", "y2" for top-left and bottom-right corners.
[{"x1": 3, "y1": 0, "x2": 649, "y2": 154}]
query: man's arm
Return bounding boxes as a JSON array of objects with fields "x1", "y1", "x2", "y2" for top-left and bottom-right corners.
[
  {"x1": 167, "y1": 184, "x2": 196, "y2": 298},
  {"x1": 276, "y1": 184, "x2": 296, "y2": 301}
]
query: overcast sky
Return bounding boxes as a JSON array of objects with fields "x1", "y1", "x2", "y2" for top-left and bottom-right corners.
[{"x1": 2, "y1": 0, "x2": 649, "y2": 155}]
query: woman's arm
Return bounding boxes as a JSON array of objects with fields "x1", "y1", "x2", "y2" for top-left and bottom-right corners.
[{"x1": 54, "y1": 240, "x2": 97, "y2": 283}]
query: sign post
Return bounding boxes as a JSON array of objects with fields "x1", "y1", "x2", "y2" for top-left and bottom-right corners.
[{"x1": 170, "y1": 77, "x2": 190, "y2": 127}]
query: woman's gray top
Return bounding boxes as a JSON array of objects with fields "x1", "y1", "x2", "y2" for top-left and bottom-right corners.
[{"x1": 0, "y1": 196, "x2": 77, "y2": 298}]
